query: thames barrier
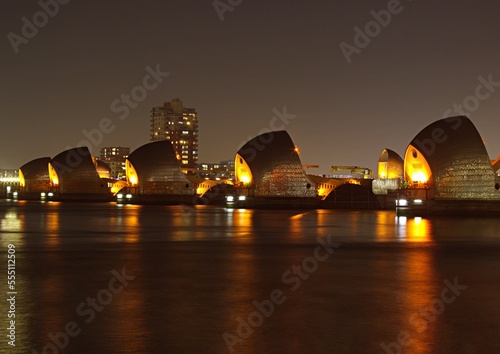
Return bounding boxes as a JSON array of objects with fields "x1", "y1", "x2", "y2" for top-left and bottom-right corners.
[{"x1": 5, "y1": 116, "x2": 500, "y2": 215}]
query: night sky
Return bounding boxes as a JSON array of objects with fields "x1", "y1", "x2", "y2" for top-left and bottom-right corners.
[{"x1": 2, "y1": 0, "x2": 500, "y2": 174}]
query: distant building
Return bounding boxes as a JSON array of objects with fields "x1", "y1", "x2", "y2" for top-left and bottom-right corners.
[
  {"x1": 0, "y1": 169, "x2": 19, "y2": 180},
  {"x1": 100, "y1": 146, "x2": 130, "y2": 160},
  {"x1": 0, "y1": 169, "x2": 20, "y2": 198},
  {"x1": 196, "y1": 160, "x2": 234, "y2": 181},
  {"x1": 150, "y1": 98, "x2": 198, "y2": 171},
  {"x1": 328, "y1": 166, "x2": 373, "y2": 179},
  {"x1": 99, "y1": 146, "x2": 130, "y2": 179}
]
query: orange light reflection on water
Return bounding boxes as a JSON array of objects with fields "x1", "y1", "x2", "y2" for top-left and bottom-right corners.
[
  {"x1": 45, "y1": 212, "x2": 60, "y2": 246},
  {"x1": 397, "y1": 249, "x2": 438, "y2": 353},
  {"x1": 288, "y1": 211, "x2": 311, "y2": 241},
  {"x1": 112, "y1": 204, "x2": 141, "y2": 243},
  {"x1": 396, "y1": 216, "x2": 432, "y2": 242},
  {"x1": 375, "y1": 211, "x2": 395, "y2": 242},
  {"x1": 230, "y1": 209, "x2": 254, "y2": 241},
  {"x1": 221, "y1": 239, "x2": 259, "y2": 352},
  {"x1": 123, "y1": 209, "x2": 140, "y2": 243},
  {"x1": 109, "y1": 263, "x2": 147, "y2": 353}
]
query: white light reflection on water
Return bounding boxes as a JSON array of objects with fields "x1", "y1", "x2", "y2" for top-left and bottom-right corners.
[{"x1": 1, "y1": 211, "x2": 22, "y2": 232}]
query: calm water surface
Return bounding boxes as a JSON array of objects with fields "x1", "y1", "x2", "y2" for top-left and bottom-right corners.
[{"x1": 1, "y1": 200, "x2": 500, "y2": 353}]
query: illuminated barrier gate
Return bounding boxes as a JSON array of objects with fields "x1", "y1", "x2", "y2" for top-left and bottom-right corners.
[{"x1": 401, "y1": 116, "x2": 500, "y2": 204}]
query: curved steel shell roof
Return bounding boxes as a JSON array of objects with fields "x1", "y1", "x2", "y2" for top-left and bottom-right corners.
[
  {"x1": 237, "y1": 130, "x2": 315, "y2": 197},
  {"x1": 127, "y1": 140, "x2": 194, "y2": 195},
  {"x1": 20, "y1": 157, "x2": 51, "y2": 180},
  {"x1": 378, "y1": 148, "x2": 404, "y2": 179},
  {"x1": 51, "y1": 147, "x2": 109, "y2": 194},
  {"x1": 19, "y1": 157, "x2": 51, "y2": 192},
  {"x1": 408, "y1": 116, "x2": 500, "y2": 199}
]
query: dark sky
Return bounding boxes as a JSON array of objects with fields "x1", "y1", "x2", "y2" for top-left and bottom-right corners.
[{"x1": 2, "y1": 0, "x2": 500, "y2": 174}]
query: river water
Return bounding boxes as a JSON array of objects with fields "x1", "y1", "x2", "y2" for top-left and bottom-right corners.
[{"x1": 1, "y1": 200, "x2": 500, "y2": 353}]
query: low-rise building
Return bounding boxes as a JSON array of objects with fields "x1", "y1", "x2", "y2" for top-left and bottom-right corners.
[
  {"x1": 99, "y1": 146, "x2": 130, "y2": 179},
  {"x1": 196, "y1": 160, "x2": 234, "y2": 181}
]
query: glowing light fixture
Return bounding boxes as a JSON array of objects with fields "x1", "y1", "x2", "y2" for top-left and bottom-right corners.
[
  {"x1": 411, "y1": 171, "x2": 427, "y2": 183},
  {"x1": 397, "y1": 199, "x2": 408, "y2": 206},
  {"x1": 240, "y1": 174, "x2": 250, "y2": 184}
]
